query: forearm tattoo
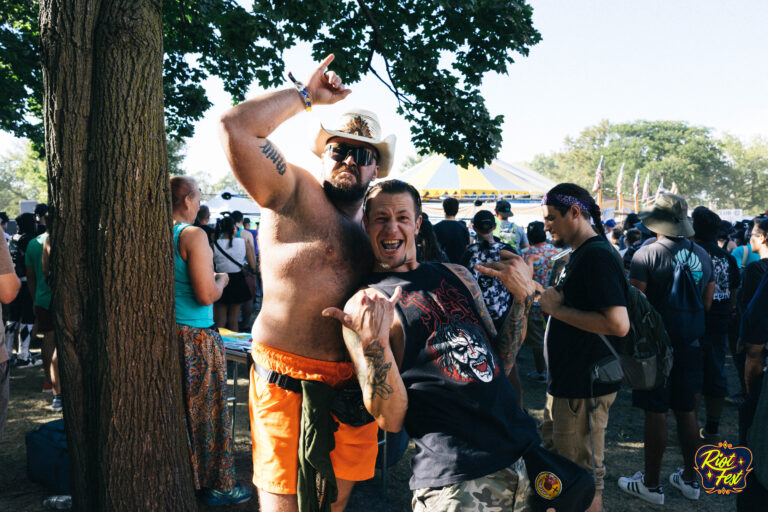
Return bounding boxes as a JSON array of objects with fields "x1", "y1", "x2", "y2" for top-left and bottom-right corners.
[
  {"x1": 259, "y1": 140, "x2": 287, "y2": 175},
  {"x1": 362, "y1": 341, "x2": 393, "y2": 401},
  {"x1": 496, "y1": 293, "x2": 535, "y2": 371}
]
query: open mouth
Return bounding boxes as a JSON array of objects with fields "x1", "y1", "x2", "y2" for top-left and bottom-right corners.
[
  {"x1": 472, "y1": 359, "x2": 488, "y2": 374},
  {"x1": 380, "y1": 240, "x2": 403, "y2": 254}
]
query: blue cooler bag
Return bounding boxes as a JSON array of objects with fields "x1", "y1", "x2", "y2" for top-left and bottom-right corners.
[{"x1": 26, "y1": 419, "x2": 71, "y2": 494}]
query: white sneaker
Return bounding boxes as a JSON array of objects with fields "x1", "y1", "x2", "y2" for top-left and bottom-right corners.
[
  {"x1": 669, "y1": 468, "x2": 700, "y2": 500},
  {"x1": 618, "y1": 471, "x2": 665, "y2": 505}
]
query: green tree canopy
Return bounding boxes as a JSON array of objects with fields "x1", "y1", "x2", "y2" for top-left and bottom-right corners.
[
  {"x1": 0, "y1": 141, "x2": 47, "y2": 215},
  {"x1": 530, "y1": 120, "x2": 729, "y2": 204},
  {"x1": 718, "y1": 135, "x2": 768, "y2": 214},
  {"x1": 2, "y1": 0, "x2": 541, "y2": 165}
]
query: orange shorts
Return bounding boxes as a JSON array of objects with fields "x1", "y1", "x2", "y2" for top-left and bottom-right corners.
[{"x1": 249, "y1": 343, "x2": 378, "y2": 494}]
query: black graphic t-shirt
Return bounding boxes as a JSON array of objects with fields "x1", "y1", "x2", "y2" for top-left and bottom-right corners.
[
  {"x1": 699, "y1": 241, "x2": 740, "y2": 332},
  {"x1": 369, "y1": 263, "x2": 539, "y2": 490},
  {"x1": 546, "y1": 237, "x2": 627, "y2": 398}
]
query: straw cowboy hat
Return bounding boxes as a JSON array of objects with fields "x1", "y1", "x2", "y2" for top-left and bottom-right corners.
[
  {"x1": 312, "y1": 108, "x2": 397, "y2": 177},
  {"x1": 639, "y1": 193, "x2": 695, "y2": 238}
]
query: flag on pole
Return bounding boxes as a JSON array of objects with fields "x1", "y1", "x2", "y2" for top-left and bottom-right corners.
[
  {"x1": 642, "y1": 174, "x2": 650, "y2": 206},
  {"x1": 592, "y1": 155, "x2": 604, "y2": 207},
  {"x1": 654, "y1": 177, "x2": 664, "y2": 204},
  {"x1": 616, "y1": 163, "x2": 625, "y2": 211},
  {"x1": 632, "y1": 170, "x2": 640, "y2": 214},
  {"x1": 670, "y1": 182, "x2": 679, "y2": 194}
]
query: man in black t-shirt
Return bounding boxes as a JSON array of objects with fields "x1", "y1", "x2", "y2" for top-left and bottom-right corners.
[
  {"x1": 539, "y1": 183, "x2": 629, "y2": 512},
  {"x1": 433, "y1": 197, "x2": 470, "y2": 263},
  {"x1": 692, "y1": 207, "x2": 740, "y2": 444},
  {"x1": 324, "y1": 180, "x2": 590, "y2": 511}
]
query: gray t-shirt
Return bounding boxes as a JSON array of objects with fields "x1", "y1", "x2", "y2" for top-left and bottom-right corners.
[{"x1": 629, "y1": 237, "x2": 714, "y2": 314}]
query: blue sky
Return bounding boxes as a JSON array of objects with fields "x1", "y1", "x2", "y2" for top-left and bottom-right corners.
[{"x1": 2, "y1": 0, "x2": 766, "y2": 181}]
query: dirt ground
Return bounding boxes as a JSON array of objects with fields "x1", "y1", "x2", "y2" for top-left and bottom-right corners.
[{"x1": 0, "y1": 341, "x2": 739, "y2": 511}]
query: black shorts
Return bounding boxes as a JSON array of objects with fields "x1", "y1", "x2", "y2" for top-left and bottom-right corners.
[
  {"x1": 632, "y1": 344, "x2": 703, "y2": 413},
  {"x1": 217, "y1": 272, "x2": 252, "y2": 305},
  {"x1": 7, "y1": 283, "x2": 35, "y2": 324}
]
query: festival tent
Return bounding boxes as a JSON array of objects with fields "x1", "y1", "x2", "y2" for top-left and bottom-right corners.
[
  {"x1": 394, "y1": 154, "x2": 556, "y2": 200},
  {"x1": 204, "y1": 188, "x2": 261, "y2": 219}
]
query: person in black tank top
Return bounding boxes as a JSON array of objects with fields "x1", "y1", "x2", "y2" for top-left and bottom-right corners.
[{"x1": 323, "y1": 181, "x2": 594, "y2": 511}]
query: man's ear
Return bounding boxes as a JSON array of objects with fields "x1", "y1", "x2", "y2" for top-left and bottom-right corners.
[
  {"x1": 372, "y1": 164, "x2": 379, "y2": 180},
  {"x1": 570, "y1": 204, "x2": 581, "y2": 220},
  {"x1": 415, "y1": 213, "x2": 422, "y2": 231}
]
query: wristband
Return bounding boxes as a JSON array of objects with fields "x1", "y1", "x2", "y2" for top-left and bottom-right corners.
[{"x1": 287, "y1": 72, "x2": 311, "y2": 112}]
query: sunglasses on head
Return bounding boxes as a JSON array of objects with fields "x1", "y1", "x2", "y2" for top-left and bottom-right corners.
[{"x1": 324, "y1": 142, "x2": 378, "y2": 166}]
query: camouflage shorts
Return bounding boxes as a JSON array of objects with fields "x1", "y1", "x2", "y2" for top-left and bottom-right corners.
[{"x1": 411, "y1": 458, "x2": 534, "y2": 512}]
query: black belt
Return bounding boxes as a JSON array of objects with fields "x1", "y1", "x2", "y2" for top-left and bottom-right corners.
[
  {"x1": 252, "y1": 360, "x2": 302, "y2": 393},
  {"x1": 251, "y1": 360, "x2": 375, "y2": 427}
]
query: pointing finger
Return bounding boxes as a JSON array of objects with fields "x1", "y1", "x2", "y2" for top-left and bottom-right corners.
[
  {"x1": 475, "y1": 264, "x2": 502, "y2": 279},
  {"x1": 319, "y1": 54, "x2": 335, "y2": 70},
  {"x1": 322, "y1": 306, "x2": 350, "y2": 327},
  {"x1": 499, "y1": 250, "x2": 521, "y2": 261}
]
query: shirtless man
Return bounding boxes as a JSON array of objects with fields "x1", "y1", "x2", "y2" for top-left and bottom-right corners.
[{"x1": 219, "y1": 54, "x2": 395, "y2": 512}]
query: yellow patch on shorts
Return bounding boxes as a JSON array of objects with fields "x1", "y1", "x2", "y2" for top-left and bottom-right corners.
[{"x1": 535, "y1": 472, "x2": 562, "y2": 500}]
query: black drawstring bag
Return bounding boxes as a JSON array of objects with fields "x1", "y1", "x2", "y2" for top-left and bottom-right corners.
[{"x1": 522, "y1": 443, "x2": 595, "y2": 512}]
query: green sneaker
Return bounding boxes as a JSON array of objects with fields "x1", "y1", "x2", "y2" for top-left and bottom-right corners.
[{"x1": 201, "y1": 483, "x2": 252, "y2": 506}]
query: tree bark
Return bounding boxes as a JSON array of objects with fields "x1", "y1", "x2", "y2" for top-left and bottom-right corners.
[{"x1": 39, "y1": 1, "x2": 195, "y2": 509}]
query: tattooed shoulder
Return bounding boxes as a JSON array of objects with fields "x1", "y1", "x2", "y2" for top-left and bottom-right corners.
[{"x1": 259, "y1": 140, "x2": 287, "y2": 175}]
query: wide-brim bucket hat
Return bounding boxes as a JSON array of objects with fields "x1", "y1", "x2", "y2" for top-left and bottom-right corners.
[
  {"x1": 639, "y1": 193, "x2": 694, "y2": 238},
  {"x1": 311, "y1": 108, "x2": 396, "y2": 177}
]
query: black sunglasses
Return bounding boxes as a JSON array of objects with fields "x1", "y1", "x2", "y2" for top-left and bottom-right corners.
[{"x1": 324, "y1": 143, "x2": 378, "y2": 166}]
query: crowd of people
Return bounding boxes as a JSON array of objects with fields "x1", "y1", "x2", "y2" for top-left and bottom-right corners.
[{"x1": 1, "y1": 54, "x2": 767, "y2": 512}]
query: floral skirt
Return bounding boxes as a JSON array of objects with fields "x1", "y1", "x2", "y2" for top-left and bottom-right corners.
[{"x1": 177, "y1": 323, "x2": 235, "y2": 492}]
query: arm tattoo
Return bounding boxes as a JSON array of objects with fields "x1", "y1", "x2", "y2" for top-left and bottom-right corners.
[
  {"x1": 362, "y1": 341, "x2": 393, "y2": 400},
  {"x1": 495, "y1": 293, "x2": 535, "y2": 372},
  {"x1": 259, "y1": 140, "x2": 287, "y2": 175}
]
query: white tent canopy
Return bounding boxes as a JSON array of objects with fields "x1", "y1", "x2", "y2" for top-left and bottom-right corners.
[{"x1": 204, "y1": 188, "x2": 260, "y2": 219}]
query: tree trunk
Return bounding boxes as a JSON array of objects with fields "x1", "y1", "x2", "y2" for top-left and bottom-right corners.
[{"x1": 39, "y1": 1, "x2": 195, "y2": 509}]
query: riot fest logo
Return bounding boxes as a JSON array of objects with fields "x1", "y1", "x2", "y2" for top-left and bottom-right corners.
[{"x1": 694, "y1": 441, "x2": 753, "y2": 495}]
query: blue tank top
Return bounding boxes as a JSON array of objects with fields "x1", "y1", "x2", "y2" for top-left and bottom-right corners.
[{"x1": 174, "y1": 222, "x2": 213, "y2": 328}]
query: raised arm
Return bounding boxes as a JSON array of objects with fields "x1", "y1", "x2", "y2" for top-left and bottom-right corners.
[
  {"x1": 218, "y1": 54, "x2": 351, "y2": 212},
  {"x1": 473, "y1": 251, "x2": 537, "y2": 372},
  {"x1": 322, "y1": 287, "x2": 407, "y2": 432}
]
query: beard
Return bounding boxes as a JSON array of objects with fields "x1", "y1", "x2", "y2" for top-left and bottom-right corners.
[
  {"x1": 323, "y1": 168, "x2": 369, "y2": 204},
  {"x1": 553, "y1": 237, "x2": 567, "y2": 248}
]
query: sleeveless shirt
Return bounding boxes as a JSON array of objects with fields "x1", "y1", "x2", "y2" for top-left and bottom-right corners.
[
  {"x1": 174, "y1": 222, "x2": 213, "y2": 328},
  {"x1": 369, "y1": 263, "x2": 539, "y2": 489}
]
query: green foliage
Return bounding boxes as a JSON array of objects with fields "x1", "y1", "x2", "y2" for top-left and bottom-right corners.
[
  {"x1": 717, "y1": 135, "x2": 768, "y2": 215},
  {"x1": 0, "y1": 141, "x2": 47, "y2": 216},
  {"x1": 167, "y1": 137, "x2": 187, "y2": 176},
  {"x1": 0, "y1": 0, "x2": 44, "y2": 154},
  {"x1": 530, "y1": 120, "x2": 729, "y2": 203},
  {"x1": 1, "y1": 0, "x2": 540, "y2": 166}
]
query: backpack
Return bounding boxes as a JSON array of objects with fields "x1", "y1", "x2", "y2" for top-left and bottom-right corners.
[
  {"x1": 567, "y1": 238, "x2": 672, "y2": 390},
  {"x1": 8, "y1": 233, "x2": 30, "y2": 278},
  {"x1": 597, "y1": 282, "x2": 673, "y2": 390},
  {"x1": 494, "y1": 221, "x2": 518, "y2": 252},
  {"x1": 661, "y1": 240, "x2": 706, "y2": 342}
]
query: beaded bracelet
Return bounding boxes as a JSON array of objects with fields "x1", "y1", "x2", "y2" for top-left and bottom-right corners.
[{"x1": 287, "y1": 72, "x2": 311, "y2": 112}]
